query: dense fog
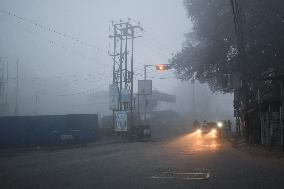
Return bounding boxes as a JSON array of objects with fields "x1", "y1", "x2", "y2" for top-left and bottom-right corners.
[{"x1": 0, "y1": 0, "x2": 233, "y2": 123}]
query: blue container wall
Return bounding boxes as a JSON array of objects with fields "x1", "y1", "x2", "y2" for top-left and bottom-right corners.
[
  {"x1": 65, "y1": 114, "x2": 98, "y2": 143},
  {"x1": 0, "y1": 114, "x2": 98, "y2": 147}
]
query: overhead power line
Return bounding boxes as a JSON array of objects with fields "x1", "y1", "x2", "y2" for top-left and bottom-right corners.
[
  {"x1": 57, "y1": 80, "x2": 110, "y2": 97},
  {"x1": 138, "y1": 39, "x2": 169, "y2": 61},
  {"x1": 130, "y1": 19, "x2": 173, "y2": 52},
  {"x1": 0, "y1": 14, "x2": 112, "y2": 68},
  {"x1": 143, "y1": 32, "x2": 172, "y2": 52},
  {"x1": 0, "y1": 8, "x2": 108, "y2": 53},
  {"x1": 23, "y1": 26, "x2": 101, "y2": 63},
  {"x1": 139, "y1": 38, "x2": 169, "y2": 57}
]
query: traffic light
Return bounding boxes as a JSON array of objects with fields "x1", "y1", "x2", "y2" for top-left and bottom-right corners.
[{"x1": 155, "y1": 64, "x2": 171, "y2": 71}]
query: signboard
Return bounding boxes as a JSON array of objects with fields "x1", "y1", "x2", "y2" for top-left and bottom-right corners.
[
  {"x1": 121, "y1": 89, "x2": 131, "y2": 103},
  {"x1": 109, "y1": 84, "x2": 119, "y2": 110},
  {"x1": 138, "y1": 80, "x2": 152, "y2": 95},
  {"x1": 115, "y1": 111, "x2": 127, "y2": 131}
]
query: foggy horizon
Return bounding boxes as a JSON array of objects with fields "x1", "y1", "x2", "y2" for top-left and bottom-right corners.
[{"x1": 0, "y1": 0, "x2": 233, "y2": 120}]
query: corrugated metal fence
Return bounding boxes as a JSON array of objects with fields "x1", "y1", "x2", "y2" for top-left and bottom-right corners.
[{"x1": 0, "y1": 114, "x2": 98, "y2": 147}]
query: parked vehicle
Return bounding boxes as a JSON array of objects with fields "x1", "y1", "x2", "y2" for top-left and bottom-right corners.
[{"x1": 132, "y1": 125, "x2": 151, "y2": 140}]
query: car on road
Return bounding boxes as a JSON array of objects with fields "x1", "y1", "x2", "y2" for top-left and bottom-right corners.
[
  {"x1": 196, "y1": 121, "x2": 220, "y2": 138},
  {"x1": 132, "y1": 125, "x2": 151, "y2": 140}
]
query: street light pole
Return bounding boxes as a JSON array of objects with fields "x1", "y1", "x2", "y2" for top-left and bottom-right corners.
[
  {"x1": 141, "y1": 63, "x2": 172, "y2": 120},
  {"x1": 144, "y1": 65, "x2": 146, "y2": 80},
  {"x1": 143, "y1": 64, "x2": 155, "y2": 120}
]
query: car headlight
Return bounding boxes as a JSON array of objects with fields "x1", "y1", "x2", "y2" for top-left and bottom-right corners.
[{"x1": 217, "y1": 122, "x2": 223, "y2": 128}]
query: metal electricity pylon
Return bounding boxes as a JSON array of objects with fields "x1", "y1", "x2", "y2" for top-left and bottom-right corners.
[{"x1": 109, "y1": 19, "x2": 143, "y2": 131}]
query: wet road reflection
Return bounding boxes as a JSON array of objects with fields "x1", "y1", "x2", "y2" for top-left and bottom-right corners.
[{"x1": 169, "y1": 131, "x2": 221, "y2": 154}]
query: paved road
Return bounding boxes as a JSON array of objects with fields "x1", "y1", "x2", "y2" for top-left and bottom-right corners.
[{"x1": 1, "y1": 132, "x2": 284, "y2": 189}]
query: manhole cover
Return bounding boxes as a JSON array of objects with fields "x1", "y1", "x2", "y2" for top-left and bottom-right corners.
[{"x1": 150, "y1": 168, "x2": 210, "y2": 180}]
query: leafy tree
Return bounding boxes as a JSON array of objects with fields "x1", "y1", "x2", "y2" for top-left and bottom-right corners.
[{"x1": 171, "y1": 0, "x2": 284, "y2": 95}]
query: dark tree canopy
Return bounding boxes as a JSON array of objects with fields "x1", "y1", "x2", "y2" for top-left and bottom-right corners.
[{"x1": 171, "y1": 0, "x2": 284, "y2": 93}]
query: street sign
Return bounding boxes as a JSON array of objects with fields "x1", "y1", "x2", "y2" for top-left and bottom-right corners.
[
  {"x1": 121, "y1": 89, "x2": 131, "y2": 103},
  {"x1": 138, "y1": 80, "x2": 152, "y2": 95},
  {"x1": 115, "y1": 111, "x2": 127, "y2": 131}
]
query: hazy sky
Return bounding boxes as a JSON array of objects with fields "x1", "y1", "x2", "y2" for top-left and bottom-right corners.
[
  {"x1": 0, "y1": 0, "x2": 191, "y2": 94},
  {"x1": 0, "y1": 0, "x2": 234, "y2": 120}
]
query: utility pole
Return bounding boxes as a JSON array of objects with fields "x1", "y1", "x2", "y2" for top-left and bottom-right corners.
[
  {"x1": 109, "y1": 19, "x2": 143, "y2": 133},
  {"x1": 144, "y1": 64, "x2": 155, "y2": 80},
  {"x1": 280, "y1": 80, "x2": 283, "y2": 150},
  {"x1": 124, "y1": 23, "x2": 128, "y2": 89},
  {"x1": 15, "y1": 58, "x2": 19, "y2": 116},
  {"x1": 230, "y1": 0, "x2": 245, "y2": 136},
  {"x1": 142, "y1": 64, "x2": 171, "y2": 121},
  {"x1": 0, "y1": 57, "x2": 8, "y2": 115},
  {"x1": 192, "y1": 81, "x2": 196, "y2": 119},
  {"x1": 0, "y1": 58, "x2": 3, "y2": 114},
  {"x1": 6, "y1": 60, "x2": 8, "y2": 108},
  {"x1": 143, "y1": 64, "x2": 154, "y2": 121},
  {"x1": 130, "y1": 27, "x2": 134, "y2": 113},
  {"x1": 119, "y1": 26, "x2": 123, "y2": 110},
  {"x1": 34, "y1": 91, "x2": 39, "y2": 115},
  {"x1": 144, "y1": 65, "x2": 147, "y2": 80}
]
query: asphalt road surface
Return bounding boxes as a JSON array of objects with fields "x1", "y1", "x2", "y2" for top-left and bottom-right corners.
[{"x1": 1, "y1": 132, "x2": 284, "y2": 189}]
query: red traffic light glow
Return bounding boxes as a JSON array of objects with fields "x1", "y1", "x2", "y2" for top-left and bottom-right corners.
[{"x1": 155, "y1": 64, "x2": 168, "y2": 71}]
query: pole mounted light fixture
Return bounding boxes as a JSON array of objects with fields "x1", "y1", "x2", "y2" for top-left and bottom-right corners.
[{"x1": 155, "y1": 64, "x2": 172, "y2": 71}]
